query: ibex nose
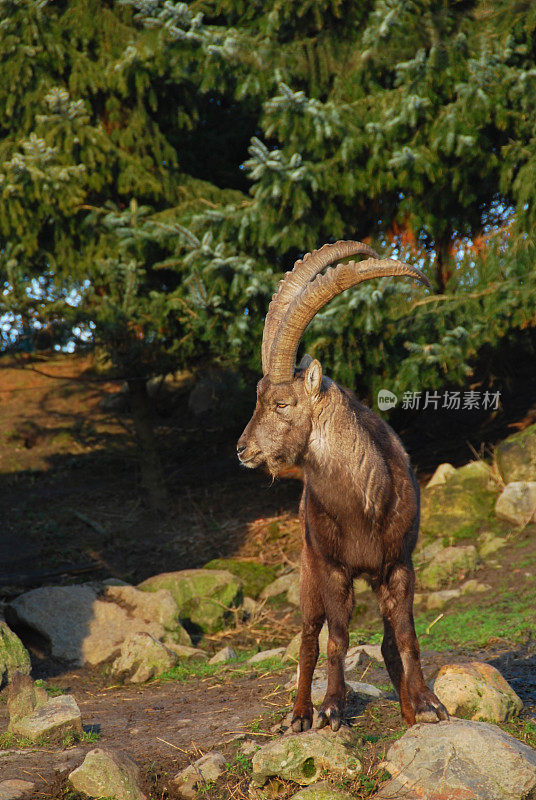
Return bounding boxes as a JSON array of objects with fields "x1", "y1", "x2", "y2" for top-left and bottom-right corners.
[{"x1": 237, "y1": 443, "x2": 246, "y2": 456}]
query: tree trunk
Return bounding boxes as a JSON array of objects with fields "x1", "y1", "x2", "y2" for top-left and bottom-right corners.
[
  {"x1": 434, "y1": 236, "x2": 454, "y2": 294},
  {"x1": 127, "y1": 378, "x2": 169, "y2": 512}
]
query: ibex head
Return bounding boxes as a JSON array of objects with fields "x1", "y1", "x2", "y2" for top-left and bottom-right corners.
[{"x1": 237, "y1": 241, "x2": 429, "y2": 475}]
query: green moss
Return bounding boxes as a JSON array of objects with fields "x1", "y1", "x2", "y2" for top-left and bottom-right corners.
[
  {"x1": 138, "y1": 569, "x2": 242, "y2": 634},
  {"x1": 0, "y1": 622, "x2": 31, "y2": 688},
  {"x1": 420, "y1": 461, "x2": 500, "y2": 543},
  {"x1": 203, "y1": 559, "x2": 277, "y2": 599}
]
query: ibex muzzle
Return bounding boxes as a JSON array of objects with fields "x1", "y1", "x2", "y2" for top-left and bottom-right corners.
[{"x1": 238, "y1": 241, "x2": 448, "y2": 731}]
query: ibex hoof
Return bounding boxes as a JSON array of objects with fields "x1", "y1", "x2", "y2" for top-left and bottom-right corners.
[
  {"x1": 291, "y1": 715, "x2": 312, "y2": 732},
  {"x1": 316, "y1": 695, "x2": 345, "y2": 731},
  {"x1": 414, "y1": 692, "x2": 450, "y2": 724}
]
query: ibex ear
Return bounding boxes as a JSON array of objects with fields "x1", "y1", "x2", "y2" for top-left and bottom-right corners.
[{"x1": 304, "y1": 359, "x2": 322, "y2": 399}]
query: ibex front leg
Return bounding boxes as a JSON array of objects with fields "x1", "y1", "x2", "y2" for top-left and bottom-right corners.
[
  {"x1": 376, "y1": 562, "x2": 449, "y2": 725},
  {"x1": 316, "y1": 566, "x2": 353, "y2": 731},
  {"x1": 292, "y1": 544, "x2": 325, "y2": 732}
]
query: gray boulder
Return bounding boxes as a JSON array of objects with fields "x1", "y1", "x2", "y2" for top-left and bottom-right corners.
[
  {"x1": 69, "y1": 748, "x2": 145, "y2": 800},
  {"x1": 173, "y1": 751, "x2": 227, "y2": 799},
  {"x1": 495, "y1": 481, "x2": 536, "y2": 526},
  {"x1": 7, "y1": 583, "x2": 189, "y2": 666},
  {"x1": 0, "y1": 622, "x2": 31, "y2": 689},
  {"x1": 376, "y1": 719, "x2": 536, "y2": 800},
  {"x1": 251, "y1": 728, "x2": 361, "y2": 787}
]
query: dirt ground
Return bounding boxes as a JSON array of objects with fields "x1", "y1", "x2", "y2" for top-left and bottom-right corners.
[{"x1": 1, "y1": 354, "x2": 536, "y2": 798}]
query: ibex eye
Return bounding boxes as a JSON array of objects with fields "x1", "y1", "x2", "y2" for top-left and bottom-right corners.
[{"x1": 276, "y1": 402, "x2": 288, "y2": 409}]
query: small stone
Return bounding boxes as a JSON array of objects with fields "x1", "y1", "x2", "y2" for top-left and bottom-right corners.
[
  {"x1": 360, "y1": 643, "x2": 383, "y2": 662},
  {"x1": 311, "y1": 678, "x2": 383, "y2": 706},
  {"x1": 426, "y1": 589, "x2": 461, "y2": 610},
  {"x1": 285, "y1": 624, "x2": 329, "y2": 663},
  {"x1": 344, "y1": 645, "x2": 367, "y2": 671},
  {"x1": 287, "y1": 580, "x2": 300, "y2": 606},
  {"x1": 248, "y1": 647, "x2": 285, "y2": 664},
  {"x1": 0, "y1": 780, "x2": 36, "y2": 800},
  {"x1": 426, "y1": 463, "x2": 456, "y2": 487},
  {"x1": 259, "y1": 572, "x2": 299, "y2": 602},
  {"x1": 478, "y1": 531, "x2": 508, "y2": 559},
  {"x1": 111, "y1": 633, "x2": 178, "y2": 683},
  {"x1": 7, "y1": 674, "x2": 48, "y2": 722},
  {"x1": 251, "y1": 728, "x2": 361, "y2": 787},
  {"x1": 495, "y1": 481, "x2": 536, "y2": 526},
  {"x1": 0, "y1": 623, "x2": 31, "y2": 689},
  {"x1": 68, "y1": 748, "x2": 145, "y2": 800},
  {"x1": 434, "y1": 662, "x2": 523, "y2": 723},
  {"x1": 242, "y1": 596, "x2": 260, "y2": 617},
  {"x1": 173, "y1": 751, "x2": 226, "y2": 799},
  {"x1": 9, "y1": 694, "x2": 83, "y2": 742},
  {"x1": 165, "y1": 643, "x2": 208, "y2": 660},
  {"x1": 460, "y1": 579, "x2": 491, "y2": 594},
  {"x1": 209, "y1": 646, "x2": 237, "y2": 664}
]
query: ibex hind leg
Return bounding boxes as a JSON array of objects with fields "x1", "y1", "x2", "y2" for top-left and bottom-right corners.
[
  {"x1": 376, "y1": 563, "x2": 449, "y2": 726},
  {"x1": 292, "y1": 546, "x2": 325, "y2": 732}
]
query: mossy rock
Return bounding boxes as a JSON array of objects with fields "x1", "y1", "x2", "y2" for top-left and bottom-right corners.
[
  {"x1": 419, "y1": 545, "x2": 478, "y2": 590},
  {"x1": 495, "y1": 423, "x2": 536, "y2": 483},
  {"x1": 420, "y1": 461, "x2": 499, "y2": 541},
  {"x1": 138, "y1": 569, "x2": 242, "y2": 634},
  {"x1": 203, "y1": 558, "x2": 277, "y2": 599},
  {"x1": 0, "y1": 621, "x2": 31, "y2": 689}
]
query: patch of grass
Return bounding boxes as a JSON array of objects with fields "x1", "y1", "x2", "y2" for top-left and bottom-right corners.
[
  {"x1": 337, "y1": 767, "x2": 391, "y2": 798},
  {"x1": 225, "y1": 752, "x2": 253, "y2": 776},
  {"x1": 61, "y1": 730, "x2": 101, "y2": 747},
  {"x1": 500, "y1": 718, "x2": 536, "y2": 749},
  {"x1": 0, "y1": 728, "x2": 100, "y2": 751},
  {"x1": 0, "y1": 731, "x2": 36, "y2": 750},
  {"x1": 34, "y1": 678, "x2": 65, "y2": 697},
  {"x1": 415, "y1": 583, "x2": 536, "y2": 650},
  {"x1": 157, "y1": 651, "x2": 287, "y2": 682}
]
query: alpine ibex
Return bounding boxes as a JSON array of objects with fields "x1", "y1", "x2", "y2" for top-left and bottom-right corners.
[{"x1": 237, "y1": 241, "x2": 449, "y2": 732}]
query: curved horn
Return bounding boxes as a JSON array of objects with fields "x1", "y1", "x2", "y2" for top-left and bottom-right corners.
[
  {"x1": 261, "y1": 241, "x2": 380, "y2": 374},
  {"x1": 268, "y1": 257, "x2": 430, "y2": 385}
]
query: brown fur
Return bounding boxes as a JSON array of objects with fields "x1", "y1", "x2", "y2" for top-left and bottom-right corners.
[{"x1": 237, "y1": 363, "x2": 449, "y2": 731}]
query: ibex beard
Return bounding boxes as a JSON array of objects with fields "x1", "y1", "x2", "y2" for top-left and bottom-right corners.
[{"x1": 237, "y1": 241, "x2": 449, "y2": 732}]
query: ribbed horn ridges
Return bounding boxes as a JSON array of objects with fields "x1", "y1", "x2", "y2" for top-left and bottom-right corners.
[
  {"x1": 268, "y1": 257, "x2": 430, "y2": 385},
  {"x1": 261, "y1": 240, "x2": 380, "y2": 374}
]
